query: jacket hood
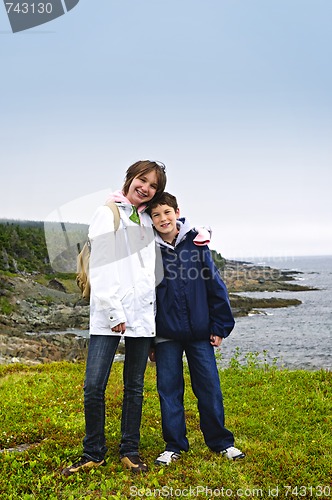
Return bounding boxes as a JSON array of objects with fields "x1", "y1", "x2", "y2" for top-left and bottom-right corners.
[{"x1": 105, "y1": 190, "x2": 147, "y2": 213}]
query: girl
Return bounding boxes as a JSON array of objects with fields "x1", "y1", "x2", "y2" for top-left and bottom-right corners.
[{"x1": 62, "y1": 160, "x2": 167, "y2": 475}]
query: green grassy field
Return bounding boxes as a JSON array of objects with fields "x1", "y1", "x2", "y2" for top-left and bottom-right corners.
[{"x1": 0, "y1": 357, "x2": 331, "y2": 499}]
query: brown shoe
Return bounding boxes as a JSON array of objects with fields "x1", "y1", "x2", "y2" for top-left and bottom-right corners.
[
  {"x1": 61, "y1": 456, "x2": 106, "y2": 477},
  {"x1": 121, "y1": 455, "x2": 148, "y2": 473}
]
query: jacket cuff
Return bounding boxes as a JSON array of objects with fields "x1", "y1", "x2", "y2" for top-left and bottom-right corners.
[
  {"x1": 109, "y1": 314, "x2": 126, "y2": 328},
  {"x1": 210, "y1": 324, "x2": 231, "y2": 339}
]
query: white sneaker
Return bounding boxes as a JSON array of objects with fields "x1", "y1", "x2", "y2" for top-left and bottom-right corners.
[
  {"x1": 155, "y1": 451, "x2": 181, "y2": 465},
  {"x1": 221, "y1": 446, "x2": 245, "y2": 460}
]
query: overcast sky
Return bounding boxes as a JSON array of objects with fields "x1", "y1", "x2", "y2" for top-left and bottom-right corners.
[{"x1": 1, "y1": 0, "x2": 331, "y2": 259}]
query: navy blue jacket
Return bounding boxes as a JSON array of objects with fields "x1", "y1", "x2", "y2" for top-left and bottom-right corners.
[{"x1": 155, "y1": 219, "x2": 235, "y2": 341}]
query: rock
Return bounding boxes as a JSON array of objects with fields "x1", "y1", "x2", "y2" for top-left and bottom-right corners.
[
  {"x1": 229, "y1": 294, "x2": 302, "y2": 317},
  {"x1": 48, "y1": 279, "x2": 67, "y2": 292},
  {"x1": 0, "y1": 332, "x2": 89, "y2": 365}
]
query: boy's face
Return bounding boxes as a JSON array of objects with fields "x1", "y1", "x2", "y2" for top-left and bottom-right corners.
[{"x1": 150, "y1": 204, "x2": 180, "y2": 242}]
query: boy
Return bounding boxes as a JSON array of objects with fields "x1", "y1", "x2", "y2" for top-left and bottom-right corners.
[{"x1": 148, "y1": 192, "x2": 245, "y2": 465}]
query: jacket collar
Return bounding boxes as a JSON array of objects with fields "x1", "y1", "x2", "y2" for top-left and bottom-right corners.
[{"x1": 155, "y1": 217, "x2": 192, "y2": 249}]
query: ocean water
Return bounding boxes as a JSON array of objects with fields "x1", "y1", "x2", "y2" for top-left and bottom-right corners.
[{"x1": 220, "y1": 255, "x2": 332, "y2": 370}]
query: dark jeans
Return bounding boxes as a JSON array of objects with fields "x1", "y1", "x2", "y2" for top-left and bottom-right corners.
[
  {"x1": 83, "y1": 335, "x2": 151, "y2": 462},
  {"x1": 155, "y1": 339, "x2": 234, "y2": 454}
]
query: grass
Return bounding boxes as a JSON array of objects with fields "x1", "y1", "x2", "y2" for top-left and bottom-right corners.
[
  {"x1": 0, "y1": 296, "x2": 17, "y2": 315},
  {"x1": 0, "y1": 358, "x2": 331, "y2": 499}
]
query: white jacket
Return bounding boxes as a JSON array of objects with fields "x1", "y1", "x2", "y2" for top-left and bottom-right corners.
[{"x1": 88, "y1": 202, "x2": 157, "y2": 337}]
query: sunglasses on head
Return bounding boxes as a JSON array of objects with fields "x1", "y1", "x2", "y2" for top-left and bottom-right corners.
[{"x1": 140, "y1": 160, "x2": 166, "y2": 172}]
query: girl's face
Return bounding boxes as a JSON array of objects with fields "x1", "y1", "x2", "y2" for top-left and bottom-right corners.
[{"x1": 126, "y1": 169, "x2": 158, "y2": 207}]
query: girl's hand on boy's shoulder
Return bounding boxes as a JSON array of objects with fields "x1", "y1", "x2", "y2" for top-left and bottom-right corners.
[{"x1": 210, "y1": 334, "x2": 222, "y2": 347}]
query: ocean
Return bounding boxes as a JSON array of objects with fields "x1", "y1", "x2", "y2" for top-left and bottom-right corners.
[{"x1": 220, "y1": 255, "x2": 332, "y2": 371}]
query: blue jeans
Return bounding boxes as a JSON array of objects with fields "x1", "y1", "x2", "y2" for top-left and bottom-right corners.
[
  {"x1": 83, "y1": 335, "x2": 151, "y2": 462},
  {"x1": 155, "y1": 339, "x2": 234, "y2": 454}
]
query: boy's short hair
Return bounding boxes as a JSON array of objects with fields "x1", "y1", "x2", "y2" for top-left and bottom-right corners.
[{"x1": 147, "y1": 192, "x2": 178, "y2": 214}]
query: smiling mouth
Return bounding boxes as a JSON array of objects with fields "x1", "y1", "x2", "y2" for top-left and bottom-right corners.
[{"x1": 136, "y1": 189, "x2": 147, "y2": 198}]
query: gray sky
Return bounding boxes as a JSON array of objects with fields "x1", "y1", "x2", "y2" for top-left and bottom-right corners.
[{"x1": 1, "y1": 0, "x2": 331, "y2": 258}]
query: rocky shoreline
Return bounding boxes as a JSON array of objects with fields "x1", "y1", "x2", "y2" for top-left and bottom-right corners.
[
  {"x1": 0, "y1": 261, "x2": 315, "y2": 365},
  {"x1": 221, "y1": 260, "x2": 308, "y2": 317}
]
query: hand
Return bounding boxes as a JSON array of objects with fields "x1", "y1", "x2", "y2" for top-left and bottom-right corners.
[
  {"x1": 210, "y1": 334, "x2": 222, "y2": 347},
  {"x1": 111, "y1": 322, "x2": 126, "y2": 334}
]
